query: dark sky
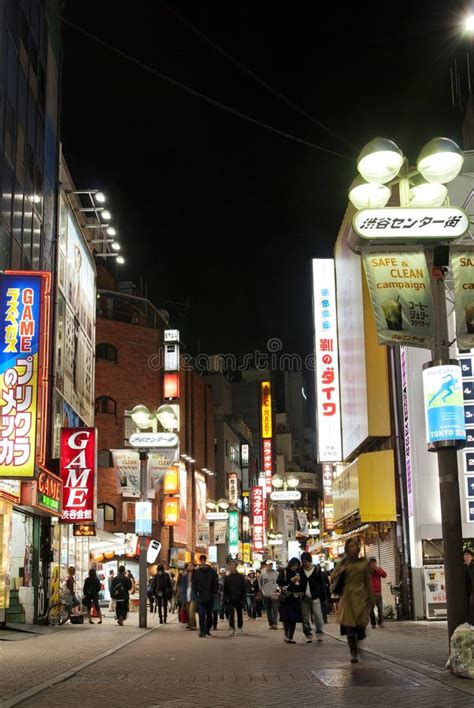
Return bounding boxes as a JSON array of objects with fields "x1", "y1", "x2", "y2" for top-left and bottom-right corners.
[{"x1": 61, "y1": 0, "x2": 467, "y2": 359}]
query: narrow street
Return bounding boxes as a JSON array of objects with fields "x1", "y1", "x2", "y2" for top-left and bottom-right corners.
[{"x1": 2, "y1": 616, "x2": 474, "y2": 707}]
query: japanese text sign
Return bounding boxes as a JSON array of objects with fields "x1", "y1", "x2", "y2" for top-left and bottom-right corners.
[
  {"x1": 0, "y1": 273, "x2": 45, "y2": 478},
  {"x1": 252, "y1": 485, "x2": 265, "y2": 552},
  {"x1": 353, "y1": 207, "x2": 468, "y2": 242},
  {"x1": 163, "y1": 496, "x2": 179, "y2": 526},
  {"x1": 228, "y1": 472, "x2": 238, "y2": 506},
  {"x1": 135, "y1": 501, "x2": 152, "y2": 535},
  {"x1": 312, "y1": 260, "x2": 342, "y2": 462},
  {"x1": 261, "y1": 381, "x2": 272, "y2": 439},
  {"x1": 163, "y1": 465, "x2": 180, "y2": 495},
  {"x1": 60, "y1": 428, "x2": 96, "y2": 523},
  {"x1": 262, "y1": 439, "x2": 273, "y2": 494},
  {"x1": 452, "y1": 248, "x2": 474, "y2": 351},
  {"x1": 322, "y1": 463, "x2": 334, "y2": 531},
  {"x1": 362, "y1": 250, "x2": 434, "y2": 349},
  {"x1": 228, "y1": 509, "x2": 239, "y2": 555}
]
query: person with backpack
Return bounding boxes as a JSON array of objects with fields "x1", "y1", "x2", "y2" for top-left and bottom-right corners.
[
  {"x1": 83, "y1": 568, "x2": 103, "y2": 624},
  {"x1": 110, "y1": 565, "x2": 132, "y2": 626},
  {"x1": 151, "y1": 564, "x2": 172, "y2": 624}
]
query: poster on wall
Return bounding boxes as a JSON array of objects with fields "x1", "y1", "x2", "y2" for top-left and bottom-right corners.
[
  {"x1": 111, "y1": 449, "x2": 140, "y2": 497},
  {"x1": 173, "y1": 463, "x2": 187, "y2": 545},
  {"x1": 169, "y1": 547, "x2": 186, "y2": 568},
  {"x1": 423, "y1": 564, "x2": 447, "y2": 619},
  {"x1": 214, "y1": 520, "x2": 227, "y2": 544},
  {"x1": 452, "y1": 248, "x2": 474, "y2": 350},
  {"x1": 196, "y1": 522, "x2": 210, "y2": 547},
  {"x1": 362, "y1": 250, "x2": 434, "y2": 349},
  {"x1": 195, "y1": 474, "x2": 207, "y2": 547}
]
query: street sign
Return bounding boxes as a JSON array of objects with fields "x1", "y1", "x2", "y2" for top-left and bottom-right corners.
[
  {"x1": 468, "y1": 501, "x2": 474, "y2": 523},
  {"x1": 466, "y1": 477, "x2": 474, "y2": 499},
  {"x1": 129, "y1": 432, "x2": 179, "y2": 448},
  {"x1": 270, "y1": 490, "x2": 302, "y2": 501},
  {"x1": 147, "y1": 539, "x2": 162, "y2": 563},
  {"x1": 353, "y1": 207, "x2": 469, "y2": 242},
  {"x1": 205, "y1": 511, "x2": 228, "y2": 521}
]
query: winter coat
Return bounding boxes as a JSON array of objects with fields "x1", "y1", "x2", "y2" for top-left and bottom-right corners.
[
  {"x1": 370, "y1": 566, "x2": 387, "y2": 595},
  {"x1": 151, "y1": 572, "x2": 172, "y2": 599},
  {"x1": 224, "y1": 572, "x2": 246, "y2": 604},
  {"x1": 110, "y1": 572, "x2": 132, "y2": 601},
  {"x1": 192, "y1": 565, "x2": 219, "y2": 604},
  {"x1": 334, "y1": 557, "x2": 373, "y2": 628},
  {"x1": 83, "y1": 576, "x2": 101, "y2": 599},
  {"x1": 299, "y1": 565, "x2": 326, "y2": 601},
  {"x1": 245, "y1": 578, "x2": 259, "y2": 596},
  {"x1": 179, "y1": 571, "x2": 197, "y2": 604}
]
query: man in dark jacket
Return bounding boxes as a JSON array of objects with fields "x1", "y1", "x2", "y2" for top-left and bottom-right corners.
[
  {"x1": 192, "y1": 555, "x2": 218, "y2": 637},
  {"x1": 299, "y1": 552, "x2": 326, "y2": 643},
  {"x1": 224, "y1": 560, "x2": 246, "y2": 635},
  {"x1": 151, "y1": 564, "x2": 172, "y2": 624},
  {"x1": 110, "y1": 565, "x2": 133, "y2": 626}
]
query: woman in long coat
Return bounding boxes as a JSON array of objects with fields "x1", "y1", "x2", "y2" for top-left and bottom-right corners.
[
  {"x1": 277, "y1": 558, "x2": 303, "y2": 643},
  {"x1": 331, "y1": 538, "x2": 373, "y2": 663}
]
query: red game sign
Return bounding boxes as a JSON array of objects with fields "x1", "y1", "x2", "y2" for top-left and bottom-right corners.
[{"x1": 60, "y1": 428, "x2": 96, "y2": 523}]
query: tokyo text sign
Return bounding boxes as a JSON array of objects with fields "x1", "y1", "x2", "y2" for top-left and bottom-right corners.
[
  {"x1": 353, "y1": 207, "x2": 468, "y2": 242},
  {"x1": 60, "y1": 428, "x2": 96, "y2": 522},
  {"x1": 422, "y1": 364, "x2": 466, "y2": 449}
]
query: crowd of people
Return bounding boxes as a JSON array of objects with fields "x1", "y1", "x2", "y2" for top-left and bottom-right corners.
[{"x1": 63, "y1": 543, "x2": 392, "y2": 664}]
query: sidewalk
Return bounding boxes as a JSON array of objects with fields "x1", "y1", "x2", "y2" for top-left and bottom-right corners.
[
  {"x1": 3, "y1": 615, "x2": 474, "y2": 707},
  {"x1": 0, "y1": 610, "x2": 168, "y2": 705}
]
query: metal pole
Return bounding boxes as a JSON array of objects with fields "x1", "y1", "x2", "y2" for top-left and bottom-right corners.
[
  {"x1": 139, "y1": 450, "x2": 148, "y2": 629},
  {"x1": 430, "y1": 259, "x2": 467, "y2": 641}
]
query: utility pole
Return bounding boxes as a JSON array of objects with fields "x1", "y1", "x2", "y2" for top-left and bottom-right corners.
[{"x1": 138, "y1": 450, "x2": 149, "y2": 629}]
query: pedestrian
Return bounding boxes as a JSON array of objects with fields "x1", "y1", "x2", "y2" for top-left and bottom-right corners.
[
  {"x1": 331, "y1": 539, "x2": 373, "y2": 663},
  {"x1": 245, "y1": 570, "x2": 259, "y2": 619},
  {"x1": 213, "y1": 569, "x2": 226, "y2": 629},
  {"x1": 224, "y1": 560, "x2": 246, "y2": 636},
  {"x1": 192, "y1": 554, "x2": 218, "y2": 638},
  {"x1": 179, "y1": 562, "x2": 198, "y2": 630},
  {"x1": 151, "y1": 564, "x2": 172, "y2": 624},
  {"x1": 464, "y1": 549, "x2": 474, "y2": 623},
  {"x1": 110, "y1": 565, "x2": 133, "y2": 626},
  {"x1": 65, "y1": 565, "x2": 80, "y2": 609},
  {"x1": 82, "y1": 568, "x2": 103, "y2": 624},
  {"x1": 299, "y1": 551, "x2": 326, "y2": 643},
  {"x1": 368, "y1": 556, "x2": 387, "y2": 628},
  {"x1": 259, "y1": 561, "x2": 280, "y2": 629},
  {"x1": 108, "y1": 569, "x2": 116, "y2": 614},
  {"x1": 169, "y1": 572, "x2": 178, "y2": 613},
  {"x1": 255, "y1": 570, "x2": 263, "y2": 617},
  {"x1": 277, "y1": 558, "x2": 303, "y2": 643},
  {"x1": 320, "y1": 567, "x2": 331, "y2": 623},
  {"x1": 147, "y1": 573, "x2": 155, "y2": 613}
]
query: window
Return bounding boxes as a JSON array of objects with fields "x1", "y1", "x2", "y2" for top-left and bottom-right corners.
[
  {"x1": 95, "y1": 396, "x2": 116, "y2": 415},
  {"x1": 96, "y1": 342, "x2": 117, "y2": 363},
  {"x1": 98, "y1": 449, "x2": 112, "y2": 467},
  {"x1": 98, "y1": 503, "x2": 115, "y2": 523}
]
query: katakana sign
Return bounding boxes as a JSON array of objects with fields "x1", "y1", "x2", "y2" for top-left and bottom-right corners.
[
  {"x1": 312, "y1": 260, "x2": 342, "y2": 462},
  {"x1": 353, "y1": 207, "x2": 468, "y2": 242},
  {"x1": 251, "y1": 485, "x2": 265, "y2": 552},
  {"x1": 60, "y1": 428, "x2": 96, "y2": 522},
  {"x1": 362, "y1": 250, "x2": 434, "y2": 349}
]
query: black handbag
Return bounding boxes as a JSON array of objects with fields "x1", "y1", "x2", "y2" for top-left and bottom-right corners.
[{"x1": 331, "y1": 570, "x2": 346, "y2": 597}]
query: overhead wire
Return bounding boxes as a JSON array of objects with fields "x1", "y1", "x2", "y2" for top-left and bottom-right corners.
[
  {"x1": 62, "y1": 18, "x2": 353, "y2": 161},
  {"x1": 159, "y1": 0, "x2": 355, "y2": 152}
]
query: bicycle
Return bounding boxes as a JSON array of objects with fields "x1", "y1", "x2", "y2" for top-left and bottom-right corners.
[
  {"x1": 47, "y1": 600, "x2": 71, "y2": 626},
  {"x1": 388, "y1": 581, "x2": 403, "y2": 621}
]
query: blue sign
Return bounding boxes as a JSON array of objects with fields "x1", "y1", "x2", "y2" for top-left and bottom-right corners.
[
  {"x1": 423, "y1": 364, "x2": 466, "y2": 445},
  {"x1": 466, "y1": 429, "x2": 474, "y2": 450},
  {"x1": 468, "y1": 501, "x2": 474, "y2": 523},
  {"x1": 466, "y1": 477, "x2": 474, "y2": 499},
  {"x1": 465, "y1": 453, "x2": 474, "y2": 473},
  {"x1": 135, "y1": 501, "x2": 152, "y2": 535},
  {"x1": 461, "y1": 358, "x2": 473, "y2": 378},
  {"x1": 464, "y1": 382, "x2": 474, "y2": 402}
]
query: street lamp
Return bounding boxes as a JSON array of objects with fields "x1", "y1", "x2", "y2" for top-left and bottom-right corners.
[
  {"x1": 271, "y1": 474, "x2": 284, "y2": 489},
  {"x1": 286, "y1": 474, "x2": 300, "y2": 490},
  {"x1": 347, "y1": 136, "x2": 466, "y2": 641},
  {"x1": 348, "y1": 176, "x2": 391, "y2": 210},
  {"x1": 130, "y1": 404, "x2": 156, "y2": 629},
  {"x1": 465, "y1": 14, "x2": 474, "y2": 32}
]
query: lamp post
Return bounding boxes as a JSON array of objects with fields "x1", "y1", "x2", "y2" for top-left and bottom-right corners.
[{"x1": 348, "y1": 137, "x2": 466, "y2": 640}]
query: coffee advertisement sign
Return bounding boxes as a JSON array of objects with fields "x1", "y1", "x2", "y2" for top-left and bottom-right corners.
[
  {"x1": 452, "y1": 248, "x2": 474, "y2": 350},
  {"x1": 362, "y1": 249, "x2": 434, "y2": 349}
]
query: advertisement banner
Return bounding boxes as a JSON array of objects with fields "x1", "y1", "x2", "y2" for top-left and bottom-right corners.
[
  {"x1": 0, "y1": 273, "x2": 45, "y2": 478},
  {"x1": 228, "y1": 473, "x2": 238, "y2": 506},
  {"x1": 214, "y1": 520, "x2": 227, "y2": 544},
  {"x1": 262, "y1": 439, "x2": 273, "y2": 494},
  {"x1": 252, "y1": 486, "x2": 264, "y2": 552},
  {"x1": 242, "y1": 542, "x2": 251, "y2": 563},
  {"x1": 362, "y1": 250, "x2": 434, "y2": 349},
  {"x1": 261, "y1": 381, "x2": 272, "y2": 438},
  {"x1": 163, "y1": 465, "x2": 180, "y2": 495},
  {"x1": 163, "y1": 497, "x2": 179, "y2": 526},
  {"x1": 296, "y1": 511, "x2": 308, "y2": 535},
  {"x1": 111, "y1": 449, "x2": 140, "y2": 497},
  {"x1": 422, "y1": 363, "x2": 466, "y2": 447},
  {"x1": 452, "y1": 249, "x2": 474, "y2": 350},
  {"x1": 312, "y1": 259, "x2": 342, "y2": 462},
  {"x1": 173, "y1": 463, "x2": 187, "y2": 545},
  {"x1": 195, "y1": 473, "x2": 207, "y2": 547},
  {"x1": 228, "y1": 509, "x2": 239, "y2": 555},
  {"x1": 423, "y1": 564, "x2": 447, "y2": 620},
  {"x1": 135, "y1": 501, "x2": 152, "y2": 535},
  {"x1": 60, "y1": 428, "x2": 96, "y2": 522},
  {"x1": 282, "y1": 509, "x2": 295, "y2": 541},
  {"x1": 169, "y1": 547, "x2": 187, "y2": 568},
  {"x1": 333, "y1": 461, "x2": 359, "y2": 524},
  {"x1": 322, "y1": 463, "x2": 334, "y2": 531},
  {"x1": 196, "y1": 522, "x2": 210, "y2": 547}
]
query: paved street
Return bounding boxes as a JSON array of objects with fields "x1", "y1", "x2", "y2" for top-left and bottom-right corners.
[{"x1": 2, "y1": 615, "x2": 474, "y2": 707}]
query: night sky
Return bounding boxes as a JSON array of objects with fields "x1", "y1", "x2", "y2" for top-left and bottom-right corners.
[{"x1": 61, "y1": 0, "x2": 467, "y2": 359}]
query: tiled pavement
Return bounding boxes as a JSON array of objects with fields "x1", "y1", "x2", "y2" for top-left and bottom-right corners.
[{"x1": 3, "y1": 614, "x2": 474, "y2": 707}]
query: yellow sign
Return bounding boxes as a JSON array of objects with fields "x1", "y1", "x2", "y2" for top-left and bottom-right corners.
[
  {"x1": 163, "y1": 465, "x2": 180, "y2": 495},
  {"x1": 261, "y1": 381, "x2": 272, "y2": 439},
  {"x1": 333, "y1": 461, "x2": 359, "y2": 523},
  {"x1": 163, "y1": 496, "x2": 179, "y2": 526},
  {"x1": 242, "y1": 542, "x2": 251, "y2": 564}
]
